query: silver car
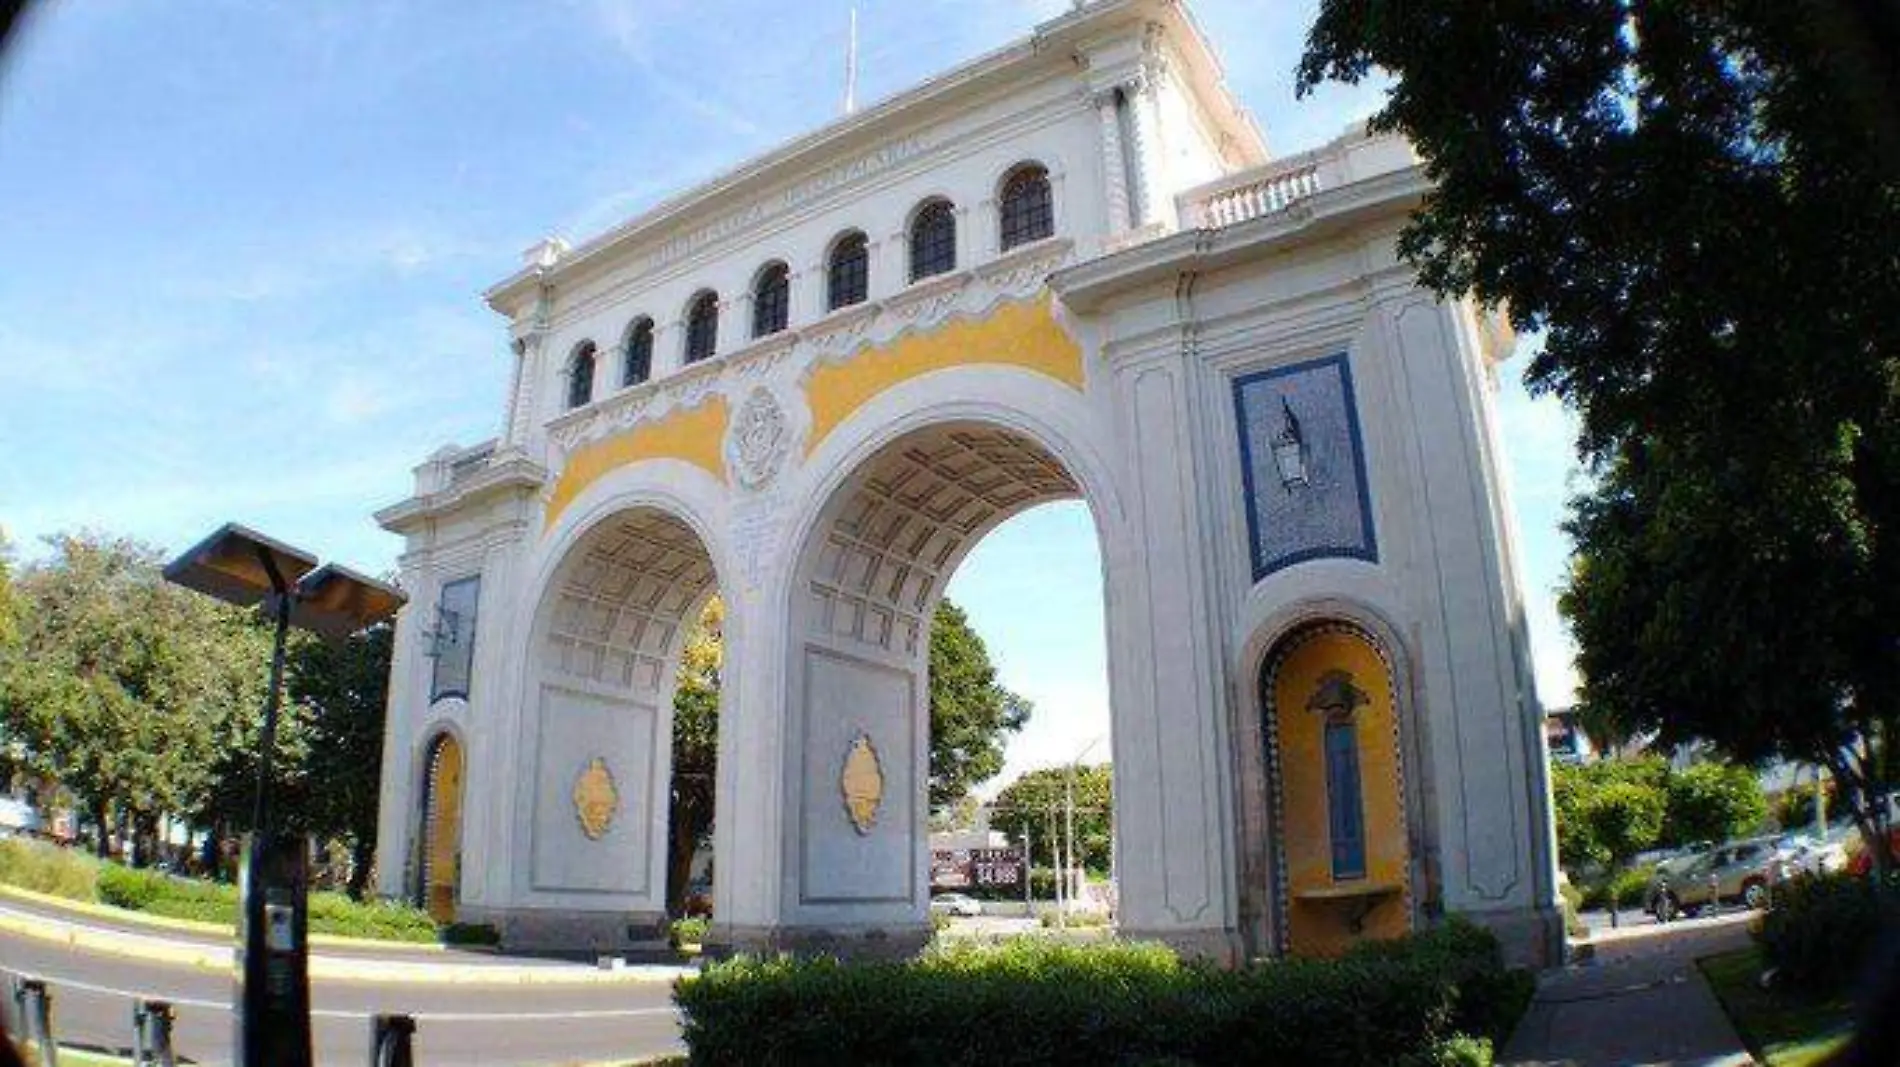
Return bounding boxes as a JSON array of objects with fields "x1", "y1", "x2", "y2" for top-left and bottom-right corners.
[{"x1": 1648, "y1": 837, "x2": 1777, "y2": 920}]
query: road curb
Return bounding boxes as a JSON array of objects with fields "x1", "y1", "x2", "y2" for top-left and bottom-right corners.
[{"x1": 0, "y1": 905, "x2": 692, "y2": 987}]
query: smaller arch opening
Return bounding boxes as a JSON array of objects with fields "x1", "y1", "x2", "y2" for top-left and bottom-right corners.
[
  {"x1": 908, "y1": 198, "x2": 957, "y2": 282},
  {"x1": 623, "y1": 317, "x2": 654, "y2": 387},
  {"x1": 566, "y1": 341, "x2": 597, "y2": 409},
  {"x1": 998, "y1": 163, "x2": 1054, "y2": 251},
  {"x1": 684, "y1": 290, "x2": 719, "y2": 363},
  {"x1": 826, "y1": 230, "x2": 869, "y2": 311},
  {"x1": 752, "y1": 261, "x2": 790, "y2": 338},
  {"x1": 416, "y1": 730, "x2": 465, "y2": 922}
]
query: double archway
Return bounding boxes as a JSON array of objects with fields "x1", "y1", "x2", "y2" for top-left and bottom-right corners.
[{"x1": 503, "y1": 393, "x2": 1117, "y2": 951}]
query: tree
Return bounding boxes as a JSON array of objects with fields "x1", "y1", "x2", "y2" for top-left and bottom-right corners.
[
  {"x1": 660, "y1": 595, "x2": 1033, "y2": 916},
  {"x1": 288, "y1": 624, "x2": 393, "y2": 899},
  {"x1": 1550, "y1": 757, "x2": 1667, "y2": 873},
  {"x1": 1584, "y1": 780, "x2": 1667, "y2": 927},
  {"x1": 926, "y1": 599, "x2": 1032, "y2": 810},
  {"x1": 0, "y1": 534, "x2": 268, "y2": 861},
  {"x1": 989, "y1": 764, "x2": 1113, "y2": 873},
  {"x1": 665, "y1": 597, "x2": 722, "y2": 918},
  {"x1": 1663, "y1": 762, "x2": 1767, "y2": 849},
  {"x1": 1300, "y1": 3, "x2": 1900, "y2": 870}
]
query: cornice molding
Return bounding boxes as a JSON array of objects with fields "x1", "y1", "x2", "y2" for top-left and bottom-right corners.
[{"x1": 377, "y1": 452, "x2": 548, "y2": 536}]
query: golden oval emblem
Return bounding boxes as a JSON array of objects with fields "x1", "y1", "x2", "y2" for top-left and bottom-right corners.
[
  {"x1": 840, "y1": 733, "x2": 883, "y2": 835},
  {"x1": 573, "y1": 757, "x2": 619, "y2": 841}
]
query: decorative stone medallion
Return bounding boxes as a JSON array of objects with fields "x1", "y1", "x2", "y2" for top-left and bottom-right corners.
[
  {"x1": 572, "y1": 756, "x2": 619, "y2": 840},
  {"x1": 839, "y1": 733, "x2": 883, "y2": 835},
  {"x1": 727, "y1": 386, "x2": 791, "y2": 490}
]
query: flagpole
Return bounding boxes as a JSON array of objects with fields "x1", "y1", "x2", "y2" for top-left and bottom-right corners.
[{"x1": 843, "y1": 6, "x2": 858, "y2": 115}]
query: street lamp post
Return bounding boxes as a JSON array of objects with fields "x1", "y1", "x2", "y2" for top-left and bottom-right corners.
[{"x1": 164, "y1": 523, "x2": 404, "y2": 1067}]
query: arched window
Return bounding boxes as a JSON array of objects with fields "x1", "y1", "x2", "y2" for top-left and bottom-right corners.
[
  {"x1": 827, "y1": 231, "x2": 869, "y2": 311},
  {"x1": 622, "y1": 317, "x2": 654, "y2": 387},
  {"x1": 684, "y1": 291, "x2": 719, "y2": 363},
  {"x1": 908, "y1": 198, "x2": 956, "y2": 281},
  {"x1": 999, "y1": 163, "x2": 1054, "y2": 250},
  {"x1": 566, "y1": 341, "x2": 596, "y2": 409},
  {"x1": 752, "y1": 262, "x2": 790, "y2": 338}
]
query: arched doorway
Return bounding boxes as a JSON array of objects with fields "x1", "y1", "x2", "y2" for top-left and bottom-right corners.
[
  {"x1": 1260, "y1": 622, "x2": 1412, "y2": 957},
  {"x1": 519, "y1": 505, "x2": 722, "y2": 946},
  {"x1": 771, "y1": 419, "x2": 1110, "y2": 948},
  {"x1": 417, "y1": 731, "x2": 465, "y2": 923}
]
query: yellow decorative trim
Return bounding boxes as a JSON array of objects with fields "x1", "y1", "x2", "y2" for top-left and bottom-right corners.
[
  {"x1": 544, "y1": 396, "x2": 729, "y2": 531},
  {"x1": 804, "y1": 294, "x2": 1083, "y2": 455}
]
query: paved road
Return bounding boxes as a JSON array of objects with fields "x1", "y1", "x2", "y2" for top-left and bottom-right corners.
[{"x1": 0, "y1": 897, "x2": 684, "y2": 1066}]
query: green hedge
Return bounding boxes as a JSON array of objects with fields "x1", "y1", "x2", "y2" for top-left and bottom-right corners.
[
  {"x1": 3, "y1": 836, "x2": 436, "y2": 943},
  {"x1": 0, "y1": 837, "x2": 98, "y2": 901},
  {"x1": 1577, "y1": 866, "x2": 1651, "y2": 911},
  {"x1": 674, "y1": 920, "x2": 1526, "y2": 1066},
  {"x1": 1759, "y1": 872, "x2": 1898, "y2": 993}
]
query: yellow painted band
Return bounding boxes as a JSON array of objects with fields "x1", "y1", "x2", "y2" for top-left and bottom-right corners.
[
  {"x1": 544, "y1": 395, "x2": 730, "y2": 531},
  {"x1": 803, "y1": 293, "x2": 1083, "y2": 456}
]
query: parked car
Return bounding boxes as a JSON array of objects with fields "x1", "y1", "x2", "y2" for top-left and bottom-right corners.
[
  {"x1": 1647, "y1": 836, "x2": 1778, "y2": 920},
  {"x1": 929, "y1": 892, "x2": 983, "y2": 917}
]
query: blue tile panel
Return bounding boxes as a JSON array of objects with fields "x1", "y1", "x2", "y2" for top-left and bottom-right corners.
[{"x1": 1233, "y1": 352, "x2": 1378, "y2": 580}]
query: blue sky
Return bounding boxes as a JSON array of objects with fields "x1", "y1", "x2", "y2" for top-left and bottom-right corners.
[{"x1": 0, "y1": 0, "x2": 1582, "y2": 788}]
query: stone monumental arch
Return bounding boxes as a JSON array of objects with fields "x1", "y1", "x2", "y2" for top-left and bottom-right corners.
[{"x1": 373, "y1": 0, "x2": 1563, "y2": 965}]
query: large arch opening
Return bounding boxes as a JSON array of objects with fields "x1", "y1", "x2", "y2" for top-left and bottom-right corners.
[
  {"x1": 526, "y1": 506, "x2": 721, "y2": 943},
  {"x1": 783, "y1": 420, "x2": 1113, "y2": 943}
]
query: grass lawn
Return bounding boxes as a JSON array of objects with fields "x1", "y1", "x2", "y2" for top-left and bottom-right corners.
[{"x1": 1698, "y1": 947, "x2": 1856, "y2": 1067}]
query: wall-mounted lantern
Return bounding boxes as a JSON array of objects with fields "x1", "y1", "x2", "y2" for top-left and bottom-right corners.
[{"x1": 1271, "y1": 396, "x2": 1310, "y2": 491}]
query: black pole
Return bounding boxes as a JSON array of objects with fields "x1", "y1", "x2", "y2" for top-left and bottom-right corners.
[
  {"x1": 253, "y1": 548, "x2": 292, "y2": 835},
  {"x1": 237, "y1": 546, "x2": 311, "y2": 1067}
]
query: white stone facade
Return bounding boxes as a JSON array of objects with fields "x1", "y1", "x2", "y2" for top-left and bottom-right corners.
[{"x1": 374, "y1": 0, "x2": 1562, "y2": 964}]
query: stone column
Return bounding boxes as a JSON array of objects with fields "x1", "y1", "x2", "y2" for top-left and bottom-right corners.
[
  {"x1": 1103, "y1": 330, "x2": 1241, "y2": 960},
  {"x1": 1125, "y1": 72, "x2": 1165, "y2": 229},
  {"x1": 1095, "y1": 88, "x2": 1133, "y2": 234}
]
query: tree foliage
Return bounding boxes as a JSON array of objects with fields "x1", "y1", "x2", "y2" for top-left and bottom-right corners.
[
  {"x1": 1301, "y1": 2, "x2": 1900, "y2": 864},
  {"x1": 666, "y1": 596, "x2": 722, "y2": 916},
  {"x1": 989, "y1": 764, "x2": 1112, "y2": 873},
  {"x1": 926, "y1": 599, "x2": 1032, "y2": 810},
  {"x1": 1663, "y1": 761, "x2": 1767, "y2": 848},
  {"x1": 0, "y1": 533, "x2": 270, "y2": 860},
  {"x1": 287, "y1": 624, "x2": 393, "y2": 898}
]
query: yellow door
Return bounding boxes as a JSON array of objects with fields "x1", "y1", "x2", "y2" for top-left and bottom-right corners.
[{"x1": 423, "y1": 735, "x2": 464, "y2": 923}]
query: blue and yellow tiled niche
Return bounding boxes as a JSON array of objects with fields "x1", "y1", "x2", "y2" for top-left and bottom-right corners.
[{"x1": 1263, "y1": 624, "x2": 1412, "y2": 957}]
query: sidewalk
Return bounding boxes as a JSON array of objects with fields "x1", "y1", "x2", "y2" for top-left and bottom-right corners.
[{"x1": 1502, "y1": 912, "x2": 1757, "y2": 1066}]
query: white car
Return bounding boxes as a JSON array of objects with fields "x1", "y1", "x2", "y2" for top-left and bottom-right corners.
[
  {"x1": 1769, "y1": 833, "x2": 1849, "y2": 881},
  {"x1": 928, "y1": 892, "x2": 983, "y2": 917}
]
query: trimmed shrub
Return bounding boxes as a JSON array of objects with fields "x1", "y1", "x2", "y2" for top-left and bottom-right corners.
[
  {"x1": 0, "y1": 837, "x2": 99, "y2": 901},
  {"x1": 1759, "y1": 872, "x2": 1898, "y2": 992},
  {"x1": 675, "y1": 921, "x2": 1519, "y2": 1066},
  {"x1": 1577, "y1": 866, "x2": 1650, "y2": 911},
  {"x1": 671, "y1": 916, "x2": 712, "y2": 948}
]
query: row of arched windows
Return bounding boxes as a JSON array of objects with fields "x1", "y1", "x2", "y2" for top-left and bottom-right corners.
[{"x1": 565, "y1": 163, "x2": 1054, "y2": 411}]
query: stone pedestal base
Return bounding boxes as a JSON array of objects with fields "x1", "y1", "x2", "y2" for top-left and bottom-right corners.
[
  {"x1": 1456, "y1": 902, "x2": 1566, "y2": 970},
  {"x1": 463, "y1": 906, "x2": 669, "y2": 956},
  {"x1": 707, "y1": 922, "x2": 932, "y2": 961}
]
